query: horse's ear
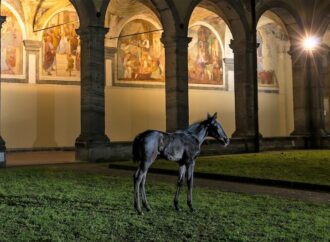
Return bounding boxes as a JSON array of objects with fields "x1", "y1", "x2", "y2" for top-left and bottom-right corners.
[
  {"x1": 213, "y1": 112, "x2": 218, "y2": 119},
  {"x1": 207, "y1": 113, "x2": 212, "y2": 119}
]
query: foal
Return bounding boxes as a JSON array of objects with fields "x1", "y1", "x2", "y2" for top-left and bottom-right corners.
[{"x1": 133, "y1": 113, "x2": 229, "y2": 214}]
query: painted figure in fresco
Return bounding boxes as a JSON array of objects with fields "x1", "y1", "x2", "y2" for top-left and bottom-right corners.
[
  {"x1": 76, "y1": 44, "x2": 81, "y2": 71},
  {"x1": 1, "y1": 9, "x2": 23, "y2": 75},
  {"x1": 133, "y1": 113, "x2": 230, "y2": 214},
  {"x1": 188, "y1": 25, "x2": 223, "y2": 85},
  {"x1": 66, "y1": 54, "x2": 74, "y2": 76},
  {"x1": 117, "y1": 19, "x2": 164, "y2": 82},
  {"x1": 43, "y1": 35, "x2": 56, "y2": 75},
  {"x1": 123, "y1": 52, "x2": 134, "y2": 79},
  {"x1": 150, "y1": 58, "x2": 163, "y2": 80},
  {"x1": 42, "y1": 10, "x2": 80, "y2": 78}
]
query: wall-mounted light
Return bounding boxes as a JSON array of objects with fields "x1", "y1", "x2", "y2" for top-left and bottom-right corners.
[{"x1": 303, "y1": 36, "x2": 320, "y2": 51}]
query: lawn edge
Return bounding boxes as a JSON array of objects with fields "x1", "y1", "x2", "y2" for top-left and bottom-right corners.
[{"x1": 108, "y1": 163, "x2": 330, "y2": 193}]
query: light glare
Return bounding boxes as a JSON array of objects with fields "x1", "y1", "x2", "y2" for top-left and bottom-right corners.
[{"x1": 303, "y1": 36, "x2": 320, "y2": 50}]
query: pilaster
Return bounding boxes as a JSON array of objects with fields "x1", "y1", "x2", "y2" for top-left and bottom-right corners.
[
  {"x1": 23, "y1": 40, "x2": 42, "y2": 84},
  {"x1": 105, "y1": 47, "x2": 117, "y2": 86}
]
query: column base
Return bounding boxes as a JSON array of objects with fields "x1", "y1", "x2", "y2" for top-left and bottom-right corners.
[
  {"x1": 75, "y1": 134, "x2": 111, "y2": 162},
  {"x1": 232, "y1": 130, "x2": 263, "y2": 139},
  {"x1": 0, "y1": 136, "x2": 6, "y2": 168},
  {"x1": 75, "y1": 145, "x2": 112, "y2": 162}
]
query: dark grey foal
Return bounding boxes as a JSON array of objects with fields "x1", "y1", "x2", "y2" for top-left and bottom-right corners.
[{"x1": 133, "y1": 113, "x2": 229, "y2": 214}]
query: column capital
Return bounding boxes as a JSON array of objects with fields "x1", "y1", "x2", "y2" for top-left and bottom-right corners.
[
  {"x1": 160, "y1": 34, "x2": 192, "y2": 48},
  {"x1": 76, "y1": 25, "x2": 109, "y2": 39},
  {"x1": 229, "y1": 39, "x2": 258, "y2": 54},
  {"x1": 23, "y1": 40, "x2": 42, "y2": 52},
  {"x1": 105, "y1": 47, "x2": 117, "y2": 59}
]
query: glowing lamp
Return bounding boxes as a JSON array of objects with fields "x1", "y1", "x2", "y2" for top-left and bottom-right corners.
[{"x1": 303, "y1": 36, "x2": 320, "y2": 51}]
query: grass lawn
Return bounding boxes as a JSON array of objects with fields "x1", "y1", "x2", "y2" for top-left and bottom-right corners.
[
  {"x1": 114, "y1": 150, "x2": 330, "y2": 186},
  {"x1": 0, "y1": 165, "x2": 329, "y2": 241}
]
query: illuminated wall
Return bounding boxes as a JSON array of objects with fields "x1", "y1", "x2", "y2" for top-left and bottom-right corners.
[{"x1": 0, "y1": 1, "x2": 297, "y2": 149}]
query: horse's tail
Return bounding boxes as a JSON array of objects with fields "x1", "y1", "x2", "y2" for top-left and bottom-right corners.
[{"x1": 132, "y1": 133, "x2": 143, "y2": 163}]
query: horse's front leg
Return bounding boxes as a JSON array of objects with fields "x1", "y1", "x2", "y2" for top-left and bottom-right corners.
[
  {"x1": 174, "y1": 164, "x2": 186, "y2": 211},
  {"x1": 186, "y1": 162, "x2": 195, "y2": 212}
]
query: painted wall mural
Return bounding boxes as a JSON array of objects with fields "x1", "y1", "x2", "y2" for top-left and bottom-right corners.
[
  {"x1": 117, "y1": 19, "x2": 164, "y2": 82},
  {"x1": 188, "y1": 25, "x2": 223, "y2": 86},
  {"x1": 1, "y1": 4, "x2": 23, "y2": 75},
  {"x1": 42, "y1": 10, "x2": 80, "y2": 79},
  {"x1": 257, "y1": 23, "x2": 288, "y2": 88}
]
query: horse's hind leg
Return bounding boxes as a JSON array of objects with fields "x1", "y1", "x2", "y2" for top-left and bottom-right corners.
[
  {"x1": 174, "y1": 165, "x2": 186, "y2": 211},
  {"x1": 186, "y1": 163, "x2": 195, "y2": 212},
  {"x1": 134, "y1": 167, "x2": 145, "y2": 215},
  {"x1": 140, "y1": 173, "x2": 151, "y2": 211}
]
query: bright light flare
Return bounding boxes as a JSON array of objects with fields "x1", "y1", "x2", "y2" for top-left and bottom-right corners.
[{"x1": 303, "y1": 36, "x2": 320, "y2": 50}]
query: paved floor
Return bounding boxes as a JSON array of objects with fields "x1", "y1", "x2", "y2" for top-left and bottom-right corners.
[
  {"x1": 3, "y1": 151, "x2": 330, "y2": 205},
  {"x1": 7, "y1": 151, "x2": 76, "y2": 167}
]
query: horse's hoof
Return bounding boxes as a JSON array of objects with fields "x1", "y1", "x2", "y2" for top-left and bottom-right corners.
[
  {"x1": 174, "y1": 203, "x2": 180, "y2": 211},
  {"x1": 136, "y1": 210, "x2": 144, "y2": 215},
  {"x1": 144, "y1": 206, "x2": 151, "y2": 212},
  {"x1": 188, "y1": 203, "x2": 194, "y2": 212}
]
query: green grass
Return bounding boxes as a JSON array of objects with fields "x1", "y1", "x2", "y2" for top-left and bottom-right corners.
[
  {"x1": 115, "y1": 150, "x2": 330, "y2": 186},
  {"x1": 0, "y1": 165, "x2": 329, "y2": 241}
]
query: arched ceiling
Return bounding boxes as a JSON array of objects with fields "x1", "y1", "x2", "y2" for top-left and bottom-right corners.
[
  {"x1": 107, "y1": 0, "x2": 159, "y2": 19},
  {"x1": 33, "y1": 0, "x2": 72, "y2": 31}
]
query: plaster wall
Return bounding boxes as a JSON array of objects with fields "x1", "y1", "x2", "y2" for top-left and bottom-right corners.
[{"x1": 1, "y1": 83, "x2": 80, "y2": 149}]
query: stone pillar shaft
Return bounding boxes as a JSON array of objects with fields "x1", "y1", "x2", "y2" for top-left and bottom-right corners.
[
  {"x1": 290, "y1": 47, "x2": 310, "y2": 135},
  {"x1": 230, "y1": 39, "x2": 258, "y2": 139},
  {"x1": 290, "y1": 47, "x2": 327, "y2": 138},
  {"x1": 75, "y1": 26, "x2": 110, "y2": 161},
  {"x1": 161, "y1": 35, "x2": 191, "y2": 132}
]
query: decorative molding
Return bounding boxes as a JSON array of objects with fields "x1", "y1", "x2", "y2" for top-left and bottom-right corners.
[{"x1": 37, "y1": 80, "x2": 81, "y2": 86}]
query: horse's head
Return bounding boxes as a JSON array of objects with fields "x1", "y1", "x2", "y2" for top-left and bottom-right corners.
[{"x1": 205, "y1": 113, "x2": 230, "y2": 146}]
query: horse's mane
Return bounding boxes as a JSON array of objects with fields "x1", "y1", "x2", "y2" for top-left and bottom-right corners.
[{"x1": 186, "y1": 119, "x2": 209, "y2": 133}]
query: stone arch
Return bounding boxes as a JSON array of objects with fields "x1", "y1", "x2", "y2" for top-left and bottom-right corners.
[
  {"x1": 319, "y1": 5, "x2": 330, "y2": 38},
  {"x1": 256, "y1": 1, "x2": 303, "y2": 46},
  {"x1": 185, "y1": 0, "x2": 248, "y2": 42}
]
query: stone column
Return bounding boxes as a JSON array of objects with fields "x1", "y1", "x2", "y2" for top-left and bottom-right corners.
[
  {"x1": 309, "y1": 47, "x2": 328, "y2": 138},
  {"x1": 0, "y1": 15, "x2": 6, "y2": 167},
  {"x1": 161, "y1": 34, "x2": 191, "y2": 132},
  {"x1": 289, "y1": 46, "x2": 310, "y2": 136},
  {"x1": 23, "y1": 40, "x2": 42, "y2": 84},
  {"x1": 321, "y1": 45, "x2": 330, "y2": 132},
  {"x1": 75, "y1": 26, "x2": 111, "y2": 162},
  {"x1": 290, "y1": 45, "x2": 328, "y2": 147},
  {"x1": 230, "y1": 39, "x2": 259, "y2": 142}
]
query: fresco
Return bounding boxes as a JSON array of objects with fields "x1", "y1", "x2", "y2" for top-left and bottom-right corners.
[
  {"x1": 117, "y1": 19, "x2": 164, "y2": 82},
  {"x1": 188, "y1": 25, "x2": 223, "y2": 85},
  {"x1": 1, "y1": 4, "x2": 23, "y2": 75},
  {"x1": 257, "y1": 23, "x2": 288, "y2": 87},
  {"x1": 42, "y1": 11, "x2": 80, "y2": 78}
]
